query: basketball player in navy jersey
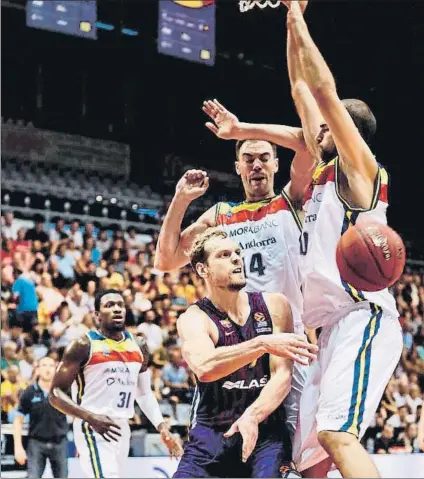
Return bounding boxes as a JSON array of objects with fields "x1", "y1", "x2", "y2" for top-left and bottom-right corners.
[{"x1": 173, "y1": 228, "x2": 318, "y2": 478}]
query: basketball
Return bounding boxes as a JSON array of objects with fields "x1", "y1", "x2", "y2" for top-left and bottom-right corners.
[{"x1": 336, "y1": 221, "x2": 406, "y2": 292}]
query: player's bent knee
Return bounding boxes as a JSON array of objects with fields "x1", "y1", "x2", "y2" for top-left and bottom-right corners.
[{"x1": 317, "y1": 430, "x2": 357, "y2": 452}]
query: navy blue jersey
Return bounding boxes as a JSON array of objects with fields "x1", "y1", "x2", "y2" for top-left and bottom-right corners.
[{"x1": 189, "y1": 292, "x2": 285, "y2": 429}]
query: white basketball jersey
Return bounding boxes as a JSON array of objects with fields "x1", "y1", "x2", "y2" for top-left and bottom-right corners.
[
  {"x1": 300, "y1": 158, "x2": 398, "y2": 329},
  {"x1": 216, "y1": 191, "x2": 304, "y2": 335},
  {"x1": 71, "y1": 330, "x2": 143, "y2": 419}
]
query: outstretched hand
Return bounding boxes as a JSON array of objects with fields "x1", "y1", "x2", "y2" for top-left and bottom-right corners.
[
  {"x1": 224, "y1": 412, "x2": 259, "y2": 463},
  {"x1": 282, "y1": 1, "x2": 308, "y2": 13},
  {"x1": 202, "y1": 99, "x2": 241, "y2": 140}
]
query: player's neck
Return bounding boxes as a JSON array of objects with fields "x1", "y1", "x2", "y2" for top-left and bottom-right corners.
[
  {"x1": 206, "y1": 287, "x2": 243, "y2": 321},
  {"x1": 100, "y1": 328, "x2": 124, "y2": 342},
  {"x1": 38, "y1": 379, "x2": 52, "y2": 393},
  {"x1": 245, "y1": 189, "x2": 276, "y2": 203}
]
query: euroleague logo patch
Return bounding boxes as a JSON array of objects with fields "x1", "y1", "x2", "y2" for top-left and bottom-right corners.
[
  {"x1": 254, "y1": 312, "x2": 272, "y2": 333},
  {"x1": 220, "y1": 318, "x2": 232, "y2": 329},
  {"x1": 254, "y1": 312, "x2": 266, "y2": 323}
]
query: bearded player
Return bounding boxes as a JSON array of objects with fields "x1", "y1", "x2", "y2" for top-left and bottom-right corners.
[{"x1": 173, "y1": 228, "x2": 318, "y2": 478}]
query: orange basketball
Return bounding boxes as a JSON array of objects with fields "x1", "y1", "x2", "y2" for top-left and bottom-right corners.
[{"x1": 336, "y1": 221, "x2": 406, "y2": 292}]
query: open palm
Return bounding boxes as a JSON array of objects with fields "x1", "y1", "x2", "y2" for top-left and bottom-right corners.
[{"x1": 202, "y1": 99, "x2": 240, "y2": 140}]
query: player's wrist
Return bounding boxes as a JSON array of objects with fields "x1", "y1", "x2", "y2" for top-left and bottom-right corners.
[{"x1": 157, "y1": 422, "x2": 168, "y2": 433}]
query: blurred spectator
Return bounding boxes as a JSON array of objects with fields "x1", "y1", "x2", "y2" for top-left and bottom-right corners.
[
  {"x1": 137, "y1": 309, "x2": 163, "y2": 353},
  {"x1": 374, "y1": 423, "x2": 397, "y2": 454},
  {"x1": 68, "y1": 220, "x2": 83, "y2": 248},
  {"x1": 162, "y1": 347, "x2": 190, "y2": 420},
  {"x1": 49, "y1": 302, "x2": 74, "y2": 348},
  {"x1": 2, "y1": 212, "x2": 20, "y2": 239},
  {"x1": 1, "y1": 341, "x2": 20, "y2": 378},
  {"x1": 49, "y1": 218, "x2": 68, "y2": 242},
  {"x1": 175, "y1": 273, "x2": 196, "y2": 305},
  {"x1": 96, "y1": 229, "x2": 111, "y2": 254},
  {"x1": 51, "y1": 242, "x2": 75, "y2": 280},
  {"x1": 11, "y1": 268, "x2": 39, "y2": 333},
  {"x1": 19, "y1": 345, "x2": 36, "y2": 382},
  {"x1": 1, "y1": 365, "x2": 26, "y2": 423}
]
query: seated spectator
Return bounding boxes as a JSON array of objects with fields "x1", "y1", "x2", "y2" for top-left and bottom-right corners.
[
  {"x1": 137, "y1": 309, "x2": 163, "y2": 353},
  {"x1": 96, "y1": 229, "x2": 111, "y2": 255},
  {"x1": 68, "y1": 219, "x2": 84, "y2": 248},
  {"x1": 1, "y1": 340, "x2": 20, "y2": 378},
  {"x1": 407, "y1": 384, "x2": 423, "y2": 418},
  {"x1": 38, "y1": 272, "x2": 65, "y2": 314},
  {"x1": 175, "y1": 273, "x2": 196, "y2": 305},
  {"x1": 24, "y1": 217, "x2": 49, "y2": 245},
  {"x1": 374, "y1": 423, "x2": 397, "y2": 454},
  {"x1": 1, "y1": 365, "x2": 26, "y2": 423},
  {"x1": 50, "y1": 242, "x2": 75, "y2": 280},
  {"x1": 397, "y1": 422, "x2": 420, "y2": 453},
  {"x1": 387, "y1": 404, "x2": 414, "y2": 429},
  {"x1": 19, "y1": 345, "x2": 36, "y2": 382},
  {"x1": 84, "y1": 237, "x2": 101, "y2": 265},
  {"x1": 49, "y1": 218, "x2": 69, "y2": 242},
  {"x1": 161, "y1": 346, "x2": 190, "y2": 420},
  {"x1": 49, "y1": 302, "x2": 74, "y2": 348}
]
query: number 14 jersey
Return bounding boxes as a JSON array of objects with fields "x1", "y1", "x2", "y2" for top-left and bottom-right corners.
[{"x1": 216, "y1": 191, "x2": 304, "y2": 335}]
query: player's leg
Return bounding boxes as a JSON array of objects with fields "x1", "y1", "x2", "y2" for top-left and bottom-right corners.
[
  {"x1": 73, "y1": 418, "x2": 120, "y2": 478},
  {"x1": 117, "y1": 420, "x2": 131, "y2": 478},
  {"x1": 316, "y1": 307, "x2": 403, "y2": 478},
  {"x1": 292, "y1": 358, "x2": 325, "y2": 474},
  {"x1": 249, "y1": 425, "x2": 293, "y2": 478},
  {"x1": 173, "y1": 424, "x2": 220, "y2": 478}
]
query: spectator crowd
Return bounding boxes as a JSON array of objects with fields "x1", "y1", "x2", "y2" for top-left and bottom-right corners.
[{"x1": 1, "y1": 211, "x2": 423, "y2": 455}]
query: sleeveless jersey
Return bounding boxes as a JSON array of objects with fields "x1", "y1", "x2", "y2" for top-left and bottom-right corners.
[
  {"x1": 300, "y1": 158, "x2": 398, "y2": 329},
  {"x1": 189, "y1": 292, "x2": 285, "y2": 429},
  {"x1": 216, "y1": 191, "x2": 304, "y2": 335},
  {"x1": 71, "y1": 330, "x2": 143, "y2": 419}
]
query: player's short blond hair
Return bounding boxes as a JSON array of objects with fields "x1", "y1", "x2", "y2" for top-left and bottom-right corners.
[{"x1": 189, "y1": 227, "x2": 228, "y2": 269}]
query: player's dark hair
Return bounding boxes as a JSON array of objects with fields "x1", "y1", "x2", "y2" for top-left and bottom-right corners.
[
  {"x1": 94, "y1": 289, "x2": 122, "y2": 312},
  {"x1": 235, "y1": 139, "x2": 277, "y2": 159},
  {"x1": 342, "y1": 99, "x2": 377, "y2": 147}
]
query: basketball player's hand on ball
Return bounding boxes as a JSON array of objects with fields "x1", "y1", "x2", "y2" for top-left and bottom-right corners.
[
  {"x1": 158, "y1": 423, "x2": 184, "y2": 458},
  {"x1": 224, "y1": 413, "x2": 258, "y2": 463},
  {"x1": 175, "y1": 170, "x2": 210, "y2": 202},
  {"x1": 88, "y1": 414, "x2": 122, "y2": 442},
  {"x1": 264, "y1": 333, "x2": 318, "y2": 365},
  {"x1": 202, "y1": 99, "x2": 240, "y2": 140}
]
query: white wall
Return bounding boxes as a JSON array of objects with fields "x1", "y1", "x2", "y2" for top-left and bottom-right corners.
[{"x1": 62, "y1": 455, "x2": 424, "y2": 478}]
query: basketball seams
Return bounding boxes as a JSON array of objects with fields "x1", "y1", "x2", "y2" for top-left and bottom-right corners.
[
  {"x1": 338, "y1": 231, "x2": 381, "y2": 287},
  {"x1": 355, "y1": 226, "x2": 389, "y2": 281}
]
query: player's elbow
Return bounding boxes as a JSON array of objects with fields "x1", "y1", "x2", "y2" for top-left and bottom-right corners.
[
  {"x1": 154, "y1": 253, "x2": 173, "y2": 272},
  {"x1": 195, "y1": 364, "x2": 217, "y2": 383},
  {"x1": 309, "y1": 82, "x2": 337, "y2": 105}
]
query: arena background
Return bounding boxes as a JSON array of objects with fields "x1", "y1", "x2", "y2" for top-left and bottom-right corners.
[{"x1": 1, "y1": 1, "x2": 424, "y2": 477}]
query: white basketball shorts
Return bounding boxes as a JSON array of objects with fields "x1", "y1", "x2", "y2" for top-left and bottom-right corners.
[
  {"x1": 73, "y1": 418, "x2": 131, "y2": 478},
  {"x1": 293, "y1": 303, "x2": 402, "y2": 472}
]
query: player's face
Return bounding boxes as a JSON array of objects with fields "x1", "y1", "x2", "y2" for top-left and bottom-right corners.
[
  {"x1": 38, "y1": 357, "x2": 56, "y2": 382},
  {"x1": 236, "y1": 141, "x2": 278, "y2": 198},
  {"x1": 201, "y1": 237, "x2": 246, "y2": 291},
  {"x1": 98, "y1": 293, "x2": 126, "y2": 332},
  {"x1": 315, "y1": 123, "x2": 337, "y2": 163}
]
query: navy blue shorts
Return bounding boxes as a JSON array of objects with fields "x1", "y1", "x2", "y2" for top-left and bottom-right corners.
[{"x1": 174, "y1": 423, "x2": 291, "y2": 478}]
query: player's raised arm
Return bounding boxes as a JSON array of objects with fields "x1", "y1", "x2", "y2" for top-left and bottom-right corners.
[
  {"x1": 284, "y1": 1, "x2": 321, "y2": 203},
  {"x1": 224, "y1": 293, "x2": 295, "y2": 462},
  {"x1": 49, "y1": 337, "x2": 122, "y2": 442},
  {"x1": 285, "y1": 2, "x2": 379, "y2": 206},
  {"x1": 203, "y1": 99, "x2": 306, "y2": 153},
  {"x1": 178, "y1": 305, "x2": 317, "y2": 383},
  {"x1": 154, "y1": 170, "x2": 216, "y2": 272}
]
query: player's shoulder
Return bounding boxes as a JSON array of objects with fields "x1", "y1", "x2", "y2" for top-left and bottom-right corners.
[
  {"x1": 262, "y1": 292, "x2": 291, "y2": 321},
  {"x1": 177, "y1": 304, "x2": 211, "y2": 336},
  {"x1": 62, "y1": 334, "x2": 91, "y2": 363}
]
